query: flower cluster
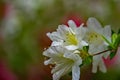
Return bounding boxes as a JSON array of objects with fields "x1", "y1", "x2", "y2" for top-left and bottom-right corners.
[{"x1": 43, "y1": 17, "x2": 120, "y2": 80}]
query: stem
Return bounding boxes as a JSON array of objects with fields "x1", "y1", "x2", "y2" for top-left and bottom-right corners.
[{"x1": 92, "y1": 49, "x2": 115, "y2": 56}]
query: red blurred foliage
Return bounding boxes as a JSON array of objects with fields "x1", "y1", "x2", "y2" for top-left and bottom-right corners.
[
  {"x1": 27, "y1": 64, "x2": 52, "y2": 80},
  {"x1": 0, "y1": 3, "x2": 17, "y2": 80},
  {"x1": 38, "y1": 28, "x2": 53, "y2": 50},
  {"x1": 62, "y1": 13, "x2": 85, "y2": 27},
  {"x1": 104, "y1": 47, "x2": 120, "y2": 68},
  {"x1": 0, "y1": 3, "x2": 6, "y2": 19},
  {"x1": 0, "y1": 60, "x2": 17, "y2": 80}
]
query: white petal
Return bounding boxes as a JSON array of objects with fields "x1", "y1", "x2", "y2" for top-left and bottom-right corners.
[
  {"x1": 103, "y1": 25, "x2": 111, "y2": 37},
  {"x1": 46, "y1": 32, "x2": 52, "y2": 39},
  {"x1": 44, "y1": 58, "x2": 53, "y2": 65},
  {"x1": 47, "y1": 32, "x2": 62, "y2": 41},
  {"x1": 65, "y1": 45, "x2": 78, "y2": 50},
  {"x1": 88, "y1": 44, "x2": 97, "y2": 54},
  {"x1": 72, "y1": 65, "x2": 80, "y2": 80},
  {"x1": 64, "y1": 52, "x2": 73, "y2": 58},
  {"x1": 43, "y1": 48, "x2": 55, "y2": 57},
  {"x1": 43, "y1": 50, "x2": 50, "y2": 57},
  {"x1": 87, "y1": 17, "x2": 102, "y2": 29},
  {"x1": 78, "y1": 41, "x2": 88, "y2": 49},
  {"x1": 68, "y1": 20, "x2": 77, "y2": 31},
  {"x1": 89, "y1": 44, "x2": 105, "y2": 54},
  {"x1": 67, "y1": 54, "x2": 82, "y2": 65},
  {"x1": 92, "y1": 55, "x2": 101, "y2": 73},
  {"x1": 53, "y1": 69, "x2": 64, "y2": 80},
  {"x1": 99, "y1": 59, "x2": 107, "y2": 73},
  {"x1": 103, "y1": 25, "x2": 111, "y2": 42},
  {"x1": 76, "y1": 26, "x2": 87, "y2": 40},
  {"x1": 52, "y1": 62, "x2": 72, "y2": 74},
  {"x1": 57, "y1": 25, "x2": 69, "y2": 39},
  {"x1": 103, "y1": 51, "x2": 110, "y2": 59},
  {"x1": 52, "y1": 63, "x2": 72, "y2": 80},
  {"x1": 51, "y1": 41, "x2": 63, "y2": 46}
]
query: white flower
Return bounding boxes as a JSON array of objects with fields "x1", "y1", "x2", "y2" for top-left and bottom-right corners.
[
  {"x1": 84, "y1": 17, "x2": 111, "y2": 73},
  {"x1": 47, "y1": 20, "x2": 88, "y2": 50},
  {"x1": 43, "y1": 46, "x2": 82, "y2": 80}
]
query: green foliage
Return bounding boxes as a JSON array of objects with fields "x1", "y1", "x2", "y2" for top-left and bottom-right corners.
[
  {"x1": 102, "y1": 35, "x2": 112, "y2": 47},
  {"x1": 103, "y1": 33, "x2": 120, "y2": 59},
  {"x1": 112, "y1": 33, "x2": 118, "y2": 45},
  {"x1": 68, "y1": 72, "x2": 72, "y2": 76},
  {"x1": 118, "y1": 28, "x2": 120, "y2": 34},
  {"x1": 110, "y1": 52, "x2": 116, "y2": 59},
  {"x1": 83, "y1": 46, "x2": 89, "y2": 52},
  {"x1": 111, "y1": 33, "x2": 120, "y2": 49},
  {"x1": 83, "y1": 55, "x2": 92, "y2": 65}
]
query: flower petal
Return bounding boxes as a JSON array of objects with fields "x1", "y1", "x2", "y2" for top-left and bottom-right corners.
[
  {"x1": 52, "y1": 63, "x2": 72, "y2": 80},
  {"x1": 78, "y1": 41, "x2": 88, "y2": 49},
  {"x1": 65, "y1": 45, "x2": 78, "y2": 50},
  {"x1": 76, "y1": 25, "x2": 86, "y2": 39},
  {"x1": 92, "y1": 55, "x2": 102, "y2": 73},
  {"x1": 103, "y1": 25, "x2": 111, "y2": 43},
  {"x1": 68, "y1": 20, "x2": 77, "y2": 31},
  {"x1": 51, "y1": 41, "x2": 63, "y2": 46},
  {"x1": 44, "y1": 58, "x2": 53, "y2": 65},
  {"x1": 72, "y1": 65, "x2": 80, "y2": 80},
  {"x1": 99, "y1": 59, "x2": 107, "y2": 73},
  {"x1": 87, "y1": 17, "x2": 102, "y2": 30}
]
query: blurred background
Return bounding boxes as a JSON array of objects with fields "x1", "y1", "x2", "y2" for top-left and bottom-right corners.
[{"x1": 0, "y1": 0, "x2": 120, "y2": 80}]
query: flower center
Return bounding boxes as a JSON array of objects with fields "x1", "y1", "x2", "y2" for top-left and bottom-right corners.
[
  {"x1": 80, "y1": 50, "x2": 89, "y2": 59},
  {"x1": 86, "y1": 32, "x2": 103, "y2": 44},
  {"x1": 66, "y1": 30, "x2": 78, "y2": 45},
  {"x1": 75, "y1": 50, "x2": 89, "y2": 60}
]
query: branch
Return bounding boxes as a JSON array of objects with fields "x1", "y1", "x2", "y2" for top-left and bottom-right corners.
[{"x1": 92, "y1": 49, "x2": 115, "y2": 56}]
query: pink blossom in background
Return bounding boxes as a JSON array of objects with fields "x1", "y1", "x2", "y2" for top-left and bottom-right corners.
[
  {"x1": 62, "y1": 13, "x2": 84, "y2": 27},
  {"x1": 0, "y1": 3, "x2": 17, "y2": 80},
  {"x1": 0, "y1": 3, "x2": 11, "y2": 19},
  {"x1": 104, "y1": 47, "x2": 120, "y2": 68},
  {"x1": 0, "y1": 3, "x2": 6, "y2": 19},
  {"x1": 27, "y1": 63, "x2": 52, "y2": 80},
  {"x1": 0, "y1": 60, "x2": 17, "y2": 80}
]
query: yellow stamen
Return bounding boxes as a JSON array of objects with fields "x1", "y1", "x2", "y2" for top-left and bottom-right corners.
[
  {"x1": 87, "y1": 32, "x2": 103, "y2": 44},
  {"x1": 66, "y1": 32, "x2": 78, "y2": 45}
]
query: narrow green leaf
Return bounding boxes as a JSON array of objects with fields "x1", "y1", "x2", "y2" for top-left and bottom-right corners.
[
  {"x1": 68, "y1": 72, "x2": 72, "y2": 76},
  {"x1": 114, "y1": 34, "x2": 120, "y2": 48},
  {"x1": 112, "y1": 33, "x2": 118, "y2": 44},
  {"x1": 83, "y1": 56, "x2": 92, "y2": 65},
  {"x1": 112, "y1": 30, "x2": 115, "y2": 34},
  {"x1": 102, "y1": 35, "x2": 111, "y2": 46},
  {"x1": 118, "y1": 28, "x2": 120, "y2": 34},
  {"x1": 79, "y1": 63, "x2": 84, "y2": 67},
  {"x1": 110, "y1": 52, "x2": 116, "y2": 59},
  {"x1": 83, "y1": 46, "x2": 89, "y2": 52}
]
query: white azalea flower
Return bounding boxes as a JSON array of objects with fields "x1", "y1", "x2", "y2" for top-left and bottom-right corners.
[
  {"x1": 43, "y1": 46, "x2": 82, "y2": 80},
  {"x1": 47, "y1": 20, "x2": 88, "y2": 50},
  {"x1": 84, "y1": 17, "x2": 111, "y2": 73}
]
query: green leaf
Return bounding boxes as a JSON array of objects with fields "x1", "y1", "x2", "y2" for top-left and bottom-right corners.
[
  {"x1": 83, "y1": 46, "x2": 89, "y2": 52},
  {"x1": 112, "y1": 30, "x2": 115, "y2": 34},
  {"x1": 102, "y1": 35, "x2": 111, "y2": 46},
  {"x1": 110, "y1": 52, "x2": 116, "y2": 60},
  {"x1": 112, "y1": 33, "x2": 118, "y2": 44},
  {"x1": 68, "y1": 72, "x2": 72, "y2": 76},
  {"x1": 79, "y1": 63, "x2": 84, "y2": 67},
  {"x1": 114, "y1": 34, "x2": 120, "y2": 48},
  {"x1": 83, "y1": 56, "x2": 92, "y2": 65},
  {"x1": 118, "y1": 28, "x2": 120, "y2": 34}
]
